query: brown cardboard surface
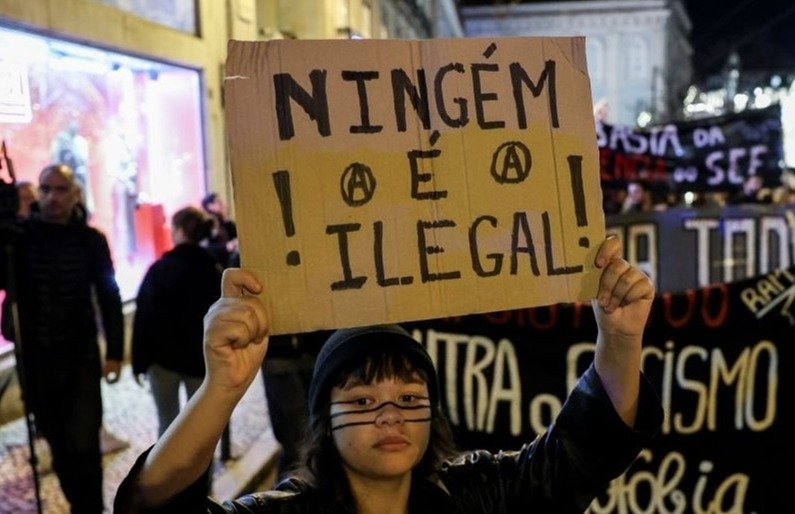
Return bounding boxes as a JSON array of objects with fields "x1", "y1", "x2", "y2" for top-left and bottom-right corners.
[{"x1": 224, "y1": 37, "x2": 604, "y2": 335}]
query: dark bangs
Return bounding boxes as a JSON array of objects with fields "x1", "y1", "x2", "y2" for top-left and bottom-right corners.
[{"x1": 333, "y1": 347, "x2": 430, "y2": 390}]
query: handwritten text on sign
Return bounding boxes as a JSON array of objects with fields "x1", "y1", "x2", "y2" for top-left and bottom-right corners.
[{"x1": 224, "y1": 37, "x2": 605, "y2": 334}]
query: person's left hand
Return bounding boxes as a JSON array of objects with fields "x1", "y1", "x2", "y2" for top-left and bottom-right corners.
[
  {"x1": 103, "y1": 359, "x2": 122, "y2": 384},
  {"x1": 592, "y1": 236, "x2": 654, "y2": 347}
]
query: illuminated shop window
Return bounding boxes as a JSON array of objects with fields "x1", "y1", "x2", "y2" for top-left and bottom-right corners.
[{"x1": 0, "y1": 24, "x2": 207, "y2": 309}]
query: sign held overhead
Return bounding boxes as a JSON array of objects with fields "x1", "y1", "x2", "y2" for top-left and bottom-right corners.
[{"x1": 224, "y1": 37, "x2": 605, "y2": 334}]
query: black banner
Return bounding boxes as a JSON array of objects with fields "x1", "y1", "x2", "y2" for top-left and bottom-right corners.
[
  {"x1": 607, "y1": 205, "x2": 795, "y2": 293},
  {"x1": 598, "y1": 106, "x2": 784, "y2": 192},
  {"x1": 405, "y1": 268, "x2": 794, "y2": 513}
]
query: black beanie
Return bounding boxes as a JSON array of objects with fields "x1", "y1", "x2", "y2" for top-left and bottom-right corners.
[{"x1": 307, "y1": 324, "x2": 439, "y2": 422}]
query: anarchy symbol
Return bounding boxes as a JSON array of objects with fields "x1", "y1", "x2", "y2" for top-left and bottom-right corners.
[
  {"x1": 490, "y1": 141, "x2": 531, "y2": 184},
  {"x1": 340, "y1": 162, "x2": 377, "y2": 207}
]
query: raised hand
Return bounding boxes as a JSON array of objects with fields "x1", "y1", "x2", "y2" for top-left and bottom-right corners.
[
  {"x1": 591, "y1": 236, "x2": 654, "y2": 426},
  {"x1": 592, "y1": 236, "x2": 654, "y2": 347},
  {"x1": 203, "y1": 268, "x2": 269, "y2": 397}
]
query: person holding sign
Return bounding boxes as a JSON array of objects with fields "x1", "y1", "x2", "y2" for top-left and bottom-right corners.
[{"x1": 114, "y1": 236, "x2": 662, "y2": 513}]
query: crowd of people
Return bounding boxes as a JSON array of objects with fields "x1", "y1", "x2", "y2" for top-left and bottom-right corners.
[
  {"x1": 4, "y1": 153, "x2": 794, "y2": 513},
  {"x1": 603, "y1": 172, "x2": 795, "y2": 215}
]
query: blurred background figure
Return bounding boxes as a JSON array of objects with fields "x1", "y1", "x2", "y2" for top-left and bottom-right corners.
[
  {"x1": 260, "y1": 330, "x2": 329, "y2": 480},
  {"x1": 1, "y1": 164, "x2": 124, "y2": 514},
  {"x1": 130, "y1": 205, "x2": 221, "y2": 498},
  {"x1": 729, "y1": 174, "x2": 773, "y2": 204},
  {"x1": 201, "y1": 192, "x2": 238, "y2": 268},
  {"x1": 602, "y1": 188, "x2": 625, "y2": 215},
  {"x1": 132, "y1": 207, "x2": 222, "y2": 496},
  {"x1": 16, "y1": 180, "x2": 37, "y2": 220},
  {"x1": 650, "y1": 186, "x2": 675, "y2": 211},
  {"x1": 773, "y1": 186, "x2": 795, "y2": 206},
  {"x1": 593, "y1": 98, "x2": 610, "y2": 123},
  {"x1": 50, "y1": 120, "x2": 93, "y2": 213},
  {"x1": 131, "y1": 206, "x2": 221, "y2": 436},
  {"x1": 621, "y1": 180, "x2": 652, "y2": 213},
  {"x1": 107, "y1": 126, "x2": 139, "y2": 260}
]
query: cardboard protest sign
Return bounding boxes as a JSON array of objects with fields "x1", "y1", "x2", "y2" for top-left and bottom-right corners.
[{"x1": 224, "y1": 37, "x2": 604, "y2": 334}]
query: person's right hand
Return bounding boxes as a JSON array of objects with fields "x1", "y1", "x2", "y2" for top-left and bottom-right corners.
[{"x1": 203, "y1": 268, "x2": 269, "y2": 398}]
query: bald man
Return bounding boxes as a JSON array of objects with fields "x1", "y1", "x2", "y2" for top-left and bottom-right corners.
[{"x1": 1, "y1": 164, "x2": 124, "y2": 513}]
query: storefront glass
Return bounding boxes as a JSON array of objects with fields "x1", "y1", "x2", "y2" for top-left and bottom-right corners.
[{"x1": 0, "y1": 23, "x2": 207, "y2": 316}]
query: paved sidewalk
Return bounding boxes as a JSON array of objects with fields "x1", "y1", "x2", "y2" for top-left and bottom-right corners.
[{"x1": 0, "y1": 364, "x2": 277, "y2": 513}]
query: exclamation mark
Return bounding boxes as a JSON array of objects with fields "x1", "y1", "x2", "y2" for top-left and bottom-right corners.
[
  {"x1": 272, "y1": 170, "x2": 300, "y2": 266},
  {"x1": 567, "y1": 155, "x2": 589, "y2": 248}
]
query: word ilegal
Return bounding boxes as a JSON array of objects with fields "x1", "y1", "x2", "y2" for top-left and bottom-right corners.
[{"x1": 326, "y1": 210, "x2": 581, "y2": 291}]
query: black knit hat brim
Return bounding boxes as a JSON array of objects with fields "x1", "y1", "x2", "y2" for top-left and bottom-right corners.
[{"x1": 307, "y1": 324, "x2": 439, "y2": 421}]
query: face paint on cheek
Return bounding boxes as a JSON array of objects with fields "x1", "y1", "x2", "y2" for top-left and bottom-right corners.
[{"x1": 329, "y1": 399, "x2": 432, "y2": 432}]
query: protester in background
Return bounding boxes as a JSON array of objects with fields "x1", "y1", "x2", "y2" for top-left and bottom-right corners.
[
  {"x1": 130, "y1": 206, "x2": 222, "y2": 499},
  {"x1": 201, "y1": 192, "x2": 238, "y2": 268},
  {"x1": 602, "y1": 188, "x2": 625, "y2": 215},
  {"x1": 115, "y1": 236, "x2": 663, "y2": 513},
  {"x1": 132, "y1": 206, "x2": 222, "y2": 435},
  {"x1": 648, "y1": 185, "x2": 677, "y2": 212},
  {"x1": 261, "y1": 330, "x2": 328, "y2": 480},
  {"x1": 16, "y1": 181, "x2": 37, "y2": 220},
  {"x1": 729, "y1": 174, "x2": 773, "y2": 204},
  {"x1": 700, "y1": 191, "x2": 728, "y2": 208},
  {"x1": 15, "y1": 177, "x2": 127, "y2": 455},
  {"x1": 773, "y1": 186, "x2": 795, "y2": 206},
  {"x1": 1, "y1": 164, "x2": 123, "y2": 514},
  {"x1": 771, "y1": 171, "x2": 795, "y2": 206},
  {"x1": 621, "y1": 180, "x2": 652, "y2": 213}
]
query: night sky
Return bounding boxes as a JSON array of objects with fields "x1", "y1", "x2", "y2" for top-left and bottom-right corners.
[
  {"x1": 684, "y1": 0, "x2": 795, "y2": 79},
  {"x1": 459, "y1": 0, "x2": 795, "y2": 80}
]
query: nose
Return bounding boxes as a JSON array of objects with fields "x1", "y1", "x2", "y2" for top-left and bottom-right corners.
[{"x1": 374, "y1": 402, "x2": 405, "y2": 427}]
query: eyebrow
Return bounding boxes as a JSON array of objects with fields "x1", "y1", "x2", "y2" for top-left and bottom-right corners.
[{"x1": 330, "y1": 398, "x2": 430, "y2": 410}]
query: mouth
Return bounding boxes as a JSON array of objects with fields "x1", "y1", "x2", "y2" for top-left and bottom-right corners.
[{"x1": 374, "y1": 436, "x2": 410, "y2": 451}]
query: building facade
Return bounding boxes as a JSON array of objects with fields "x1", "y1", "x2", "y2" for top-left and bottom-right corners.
[
  {"x1": 258, "y1": 0, "x2": 462, "y2": 40},
  {"x1": 462, "y1": 0, "x2": 692, "y2": 126}
]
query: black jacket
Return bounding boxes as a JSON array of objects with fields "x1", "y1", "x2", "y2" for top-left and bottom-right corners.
[
  {"x1": 0, "y1": 215, "x2": 124, "y2": 362},
  {"x1": 131, "y1": 243, "x2": 222, "y2": 377},
  {"x1": 115, "y1": 365, "x2": 663, "y2": 514}
]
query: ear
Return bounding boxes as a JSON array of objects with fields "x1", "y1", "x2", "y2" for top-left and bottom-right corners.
[{"x1": 69, "y1": 183, "x2": 82, "y2": 203}]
